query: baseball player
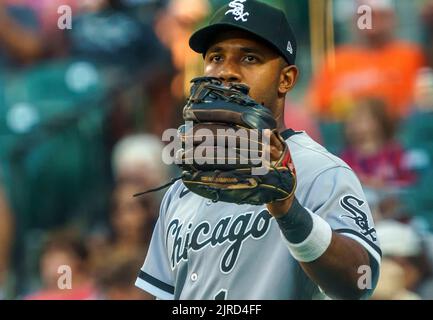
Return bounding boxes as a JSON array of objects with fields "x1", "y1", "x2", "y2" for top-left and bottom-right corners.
[{"x1": 135, "y1": 0, "x2": 381, "y2": 300}]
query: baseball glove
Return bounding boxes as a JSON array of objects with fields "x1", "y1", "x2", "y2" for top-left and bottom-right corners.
[{"x1": 175, "y1": 76, "x2": 297, "y2": 206}]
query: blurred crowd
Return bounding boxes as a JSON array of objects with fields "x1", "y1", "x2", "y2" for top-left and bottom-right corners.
[{"x1": 0, "y1": 0, "x2": 432, "y2": 300}]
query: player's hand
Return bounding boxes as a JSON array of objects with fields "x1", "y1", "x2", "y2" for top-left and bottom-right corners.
[
  {"x1": 267, "y1": 194, "x2": 296, "y2": 218},
  {"x1": 264, "y1": 129, "x2": 296, "y2": 218}
]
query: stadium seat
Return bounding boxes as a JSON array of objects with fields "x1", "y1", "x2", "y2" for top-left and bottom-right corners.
[
  {"x1": 1, "y1": 59, "x2": 110, "y2": 231},
  {"x1": 399, "y1": 112, "x2": 433, "y2": 151}
]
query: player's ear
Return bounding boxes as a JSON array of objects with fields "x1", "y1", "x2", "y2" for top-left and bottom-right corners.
[{"x1": 278, "y1": 64, "x2": 298, "y2": 96}]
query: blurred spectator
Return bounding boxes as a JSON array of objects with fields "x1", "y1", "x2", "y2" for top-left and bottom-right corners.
[
  {"x1": 373, "y1": 192, "x2": 409, "y2": 222},
  {"x1": 95, "y1": 251, "x2": 152, "y2": 300},
  {"x1": 88, "y1": 134, "x2": 169, "y2": 269},
  {"x1": 30, "y1": 0, "x2": 79, "y2": 32},
  {"x1": 2, "y1": 0, "x2": 79, "y2": 59},
  {"x1": 373, "y1": 220, "x2": 433, "y2": 300},
  {"x1": 0, "y1": 182, "x2": 14, "y2": 299},
  {"x1": 306, "y1": 0, "x2": 425, "y2": 121},
  {"x1": 154, "y1": 0, "x2": 210, "y2": 99},
  {"x1": 111, "y1": 134, "x2": 170, "y2": 189},
  {"x1": 341, "y1": 98, "x2": 416, "y2": 190},
  {"x1": 110, "y1": 181, "x2": 156, "y2": 252},
  {"x1": 372, "y1": 259, "x2": 421, "y2": 300},
  {"x1": 69, "y1": 0, "x2": 168, "y2": 71},
  {"x1": 68, "y1": 0, "x2": 175, "y2": 136},
  {"x1": 0, "y1": 1, "x2": 44, "y2": 66},
  {"x1": 88, "y1": 180, "x2": 157, "y2": 272},
  {"x1": 25, "y1": 230, "x2": 97, "y2": 300}
]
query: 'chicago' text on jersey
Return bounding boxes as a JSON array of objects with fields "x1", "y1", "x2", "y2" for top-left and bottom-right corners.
[{"x1": 166, "y1": 210, "x2": 272, "y2": 274}]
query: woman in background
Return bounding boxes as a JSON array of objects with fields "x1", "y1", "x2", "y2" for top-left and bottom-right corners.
[{"x1": 341, "y1": 98, "x2": 416, "y2": 190}]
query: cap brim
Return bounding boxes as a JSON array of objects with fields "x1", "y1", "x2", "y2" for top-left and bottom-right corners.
[
  {"x1": 189, "y1": 23, "x2": 263, "y2": 54},
  {"x1": 189, "y1": 23, "x2": 293, "y2": 65}
]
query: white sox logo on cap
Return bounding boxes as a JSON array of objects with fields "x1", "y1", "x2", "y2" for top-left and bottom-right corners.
[{"x1": 225, "y1": 0, "x2": 250, "y2": 22}]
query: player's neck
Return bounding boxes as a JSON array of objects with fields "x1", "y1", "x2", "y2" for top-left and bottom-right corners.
[{"x1": 277, "y1": 116, "x2": 286, "y2": 132}]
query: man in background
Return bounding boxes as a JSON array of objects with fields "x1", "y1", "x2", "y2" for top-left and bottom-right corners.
[{"x1": 307, "y1": 0, "x2": 425, "y2": 121}]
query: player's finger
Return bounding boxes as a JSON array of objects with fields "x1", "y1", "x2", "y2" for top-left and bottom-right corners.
[
  {"x1": 270, "y1": 131, "x2": 284, "y2": 151},
  {"x1": 262, "y1": 129, "x2": 283, "y2": 161}
]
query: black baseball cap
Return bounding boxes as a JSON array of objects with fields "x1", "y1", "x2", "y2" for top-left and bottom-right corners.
[{"x1": 189, "y1": 0, "x2": 297, "y2": 65}]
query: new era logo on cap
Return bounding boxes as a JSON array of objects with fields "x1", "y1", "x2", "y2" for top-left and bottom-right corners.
[
  {"x1": 225, "y1": 0, "x2": 250, "y2": 22},
  {"x1": 287, "y1": 41, "x2": 293, "y2": 54}
]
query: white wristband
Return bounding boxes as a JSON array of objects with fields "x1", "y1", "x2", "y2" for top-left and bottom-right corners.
[{"x1": 281, "y1": 210, "x2": 333, "y2": 262}]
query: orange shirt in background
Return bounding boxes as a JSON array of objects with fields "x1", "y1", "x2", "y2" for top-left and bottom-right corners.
[{"x1": 307, "y1": 41, "x2": 425, "y2": 121}]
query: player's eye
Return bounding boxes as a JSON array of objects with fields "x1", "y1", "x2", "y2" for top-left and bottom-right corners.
[
  {"x1": 242, "y1": 55, "x2": 258, "y2": 63},
  {"x1": 209, "y1": 54, "x2": 223, "y2": 63}
]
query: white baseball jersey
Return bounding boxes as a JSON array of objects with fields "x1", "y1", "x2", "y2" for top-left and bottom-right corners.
[{"x1": 135, "y1": 130, "x2": 381, "y2": 300}]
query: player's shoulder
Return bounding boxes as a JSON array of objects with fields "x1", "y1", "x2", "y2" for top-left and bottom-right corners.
[
  {"x1": 159, "y1": 179, "x2": 186, "y2": 216},
  {"x1": 282, "y1": 129, "x2": 351, "y2": 177}
]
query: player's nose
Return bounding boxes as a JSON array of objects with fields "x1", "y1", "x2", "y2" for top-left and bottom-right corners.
[{"x1": 217, "y1": 62, "x2": 242, "y2": 85}]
